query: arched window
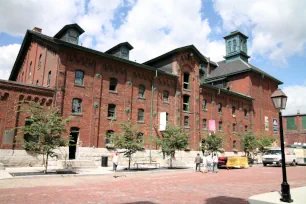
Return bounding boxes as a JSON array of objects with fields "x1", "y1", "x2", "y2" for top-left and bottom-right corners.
[
  {"x1": 183, "y1": 72, "x2": 190, "y2": 89},
  {"x1": 105, "y1": 130, "x2": 114, "y2": 144},
  {"x1": 138, "y1": 84, "x2": 145, "y2": 98},
  {"x1": 75, "y1": 70, "x2": 84, "y2": 85},
  {"x1": 183, "y1": 95, "x2": 190, "y2": 111},
  {"x1": 232, "y1": 123, "x2": 236, "y2": 132},
  {"x1": 29, "y1": 61, "x2": 32, "y2": 77},
  {"x1": 218, "y1": 103, "x2": 222, "y2": 113},
  {"x1": 107, "y1": 104, "x2": 116, "y2": 119},
  {"x1": 138, "y1": 109, "x2": 144, "y2": 122},
  {"x1": 184, "y1": 116, "x2": 189, "y2": 127},
  {"x1": 38, "y1": 54, "x2": 42, "y2": 69},
  {"x1": 232, "y1": 106, "x2": 236, "y2": 115},
  {"x1": 136, "y1": 132, "x2": 144, "y2": 143},
  {"x1": 203, "y1": 119, "x2": 207, "y2": 129},
  {"x1": 72, "y1": 98, "x2": 82, "y2": 113},
  {"x1": 47, "y1": 71, "x2": 51, "y2": 86},
  {"x1": 244, "y1": 109, "x2": 248, "y2": 118},
  {"x1": 166, "y1": 112, "x2": 169, "y2": 123},
  {"x1": 202, "y1": 99, "x2": 207, "y2": 110},
  {"x1": 109, "y1": 78, "x2": 118, "y2": 91},
  {"x1": 36, "y1": 80, "x2": 39, "y2": 86},
  {"x1": 219, "y1": 121, "x2": 223, "y2": 131},
  {"x1": 233, "y1": 140, "x2": 237, "y2": 149},
  {"x1": 163, "y1": 90, "x2": 169, "y2": 102}
]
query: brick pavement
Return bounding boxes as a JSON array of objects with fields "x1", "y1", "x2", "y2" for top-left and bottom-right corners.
[{"x1": 0, "y1": 166, "x2": 305, "y2": 204}]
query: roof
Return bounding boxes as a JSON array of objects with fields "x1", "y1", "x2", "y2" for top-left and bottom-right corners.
[
  {"x1": 54, "y1": 24, "x2": 85, "y2": 38},
  {"x1": 201, "y1": 83, "x2": 254, "y2": 100},
  {"x1": 105, "y1": 42, "x2": 134, "y2": 54},
  {"x1": 223, "y1": 30, "x2": 248, "y2": 39},
  {"x1": 205, "y1": 59, "x2": 283, "y2": 84},
  {"x1": 283, "y1": 113, "x2": 306, "y2": 117},
  {"x1": 9, "y1": 30, "x2": 177, "y2": 81},
  {"x1": 143, "y1": 45, "x2": 218, "y2": 66}
]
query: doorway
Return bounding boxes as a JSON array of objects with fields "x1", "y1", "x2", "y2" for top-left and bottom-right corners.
[{"x1": 69, "y1": 127, "x2": 79, "y2": 160}]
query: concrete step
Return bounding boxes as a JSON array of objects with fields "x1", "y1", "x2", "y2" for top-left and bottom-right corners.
[{"x1": 57, "y1": 160, "x2": 98, "y2": 169}]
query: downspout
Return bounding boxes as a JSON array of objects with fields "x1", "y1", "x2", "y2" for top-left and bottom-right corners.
[{"x1": 149, "y1": 69, "x2": 158, "y2": 162}]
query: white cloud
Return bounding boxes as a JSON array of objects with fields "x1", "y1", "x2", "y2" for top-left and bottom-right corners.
[
  {"x1": 0, "y1": 44, "x2": 20, "y2": 80},
  {"x1": 282, "y1": 84, "x2": 306, "y2": 115},
  {"x1": 213, "y1": 0, "x2": 306, "y2": 64}
]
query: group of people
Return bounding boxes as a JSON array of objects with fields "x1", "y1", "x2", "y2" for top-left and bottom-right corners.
[{"x1": 194, "y1": 153, "x2": 219, "y2": 173}]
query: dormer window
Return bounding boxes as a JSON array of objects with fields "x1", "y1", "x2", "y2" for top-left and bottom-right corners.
[
  {"x1": 105, "y1": 42, "x2": 134, "y2": 60},
  {"x1": 121, "y1": 47, "x2": 128, "y2": 59},
  {"x1": 54, "y1": 24, "x2": 84, "y2": 45},
  {"x1": 68, "y1": 30, "x2": 78, "y2": 44}
]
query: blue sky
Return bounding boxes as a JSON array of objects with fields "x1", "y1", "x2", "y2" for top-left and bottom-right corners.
[{"x1": 0, "y1": 0, "x2": 305, "y2": 114}]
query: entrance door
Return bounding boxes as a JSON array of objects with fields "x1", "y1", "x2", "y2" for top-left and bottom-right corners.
[{"x1": 69, "y1": 127, "x2": 79, "y2": 160}]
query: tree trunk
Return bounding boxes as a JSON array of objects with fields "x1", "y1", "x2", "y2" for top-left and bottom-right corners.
[
  {"x1": 44, "y1": 153, "x2": 49, "y2": 174},
  {"x1": 128, "y1": 156, "x2": 131, "y2": 170}
]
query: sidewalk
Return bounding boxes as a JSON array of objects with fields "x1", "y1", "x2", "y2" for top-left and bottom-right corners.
[{"x1": 248, "y1": 186, "x2": 306, "y2": 204}]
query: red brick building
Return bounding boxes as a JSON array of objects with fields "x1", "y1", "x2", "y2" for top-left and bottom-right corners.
[
  {"x1": 283, "y1": 112, "x2": 306, "y2": 145},
  {"x1": 0, "y1": 24, "x2": 282, "y2": 158}
]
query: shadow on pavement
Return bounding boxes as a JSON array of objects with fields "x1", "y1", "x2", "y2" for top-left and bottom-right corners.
[{"x1": 206, "y1": 196, "x2": 246, "y2": 204}]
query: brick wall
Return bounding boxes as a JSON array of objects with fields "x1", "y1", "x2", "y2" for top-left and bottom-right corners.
[{"x1": 283, "y1": 114, "x2": 306, "y2": 145}]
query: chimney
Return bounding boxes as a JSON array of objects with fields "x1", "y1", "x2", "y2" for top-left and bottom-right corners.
[
  {"x1": 33, "y1": 27, "x2": 42, "y2": 33},
  {"x1": 207, "y1": 57, "x2": 211, "y2": 76},
  {"x1": 297, "y1": 110, "x2": 300, "y2": 115}
]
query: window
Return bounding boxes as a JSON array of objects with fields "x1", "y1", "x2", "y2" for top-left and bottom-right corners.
[
  {"x1": 202, "y1": 100, "x2": 207, "y2": 110},
  {"x1": 166, "y1": 112, "x2": 169, "y2": 123},
  {"x1": 138, "y1": 84, "x2": 145, "y2": 98},
  {"x1": 38, "y1": 54, "x2": 42, "y2": 69},
  {"x1": 105, "y1": 130, "x2": 114, "y2": 144},
  {"x1": 163, "y1": 90, "x2": 169, "y2": 102},
  {"x1": 138, "y1": 109, "x2": 144, "y2": 122},
  {"x1": 303, "y1": 116, "x2": 306, "y2": 129},
  {"x1": 24, "y1": 119, "x2": 38, "y2": 143},
  {"x1": 72, "y1": 98, "x2": 82, "y2": 113},
  {"x1": 108, "y1": 104, "x2": 116, "y2": 119},
  {"x1": 22, "y1": 71, "x2": 24, "y2": 82},
  {"x1": 47, "y1": 71, "x2": 51, "y2": 86},
  {"x1": 219, "y1": 121, "x2": 222, "y2": 131},
  {"x1": 233, "y1": 39, "x2": 237, "y2": 51},
  {"x1": 28, "y1": 61, "x2": 32, "y2": 77},
  {"x1": 286, "y1": 117, "x2": 296, "y2": 130},
  {"x1": 184, "y1": 116, "x2": 189, "y2": 127},
  {"x1": 245, "y1": 125, "x2": 248, "y2": 132},
  {"x1": 244, "y1": 109, "x2": 248, "y2": 118},
  {"x1": 36, "y1": 80, "x2": 39, "y2": 85},
  {"x1": 228, "y1": 41, "x2": 232, "y2": 53},
  {"x1": 136, "y1": 132, "x2": 144, "y2": 143},
  {"x1": 183, "y1": 72, "x2": 190, "y2": 89},
  {"x1": 240, "y1": 40, "x2": 243, "y2": 51},
  {"x1": 75, "y1": 70, "x2": 84, "y2": 85},
  {"x1": 233, "y1": 123, "x2": 236, "y2": 132},
  {"x1": 183, "y1": 95, "x2": 190, "y2": 111},
  {"x1": 232, "y1": 106, "x2": 236, "y2": 115},
  {"x1": 218, "y1": 103, "x2": 222, "y2": 113},
  {"x1": 109, "y1": 78, "x2": 118, "y2": 91},
  {"x1": 233, "y1": 140, "x2": 237, "y2": 149},
  {"x1": 203, "y1": 119, "x2": 207, "y2": 129}
]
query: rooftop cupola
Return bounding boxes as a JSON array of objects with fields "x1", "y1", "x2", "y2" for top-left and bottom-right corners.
[
  {"x1": 105, "y1": 42, "x2": 134, "y2": 60},
  {"x1": 224, "y1": 30, "x2": 250, "y2": 63},
  {"x1": 54, "y1": 23, "x2": 85, "y2": 45}
]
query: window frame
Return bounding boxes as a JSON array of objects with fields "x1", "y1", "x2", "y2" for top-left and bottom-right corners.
[
  {"x1": 219, "y1": 121, "x2": 223, "y2": 131},
  {"x1": 136, "y1": 132, "x2": 144, "y2": 143},
  {"x1": 47, "y1": 71, "x2": 51, "y2": 86},
  {"x1": 72, "y1": 98, "x2": 82, "y2": 114},
  {"x1": 202, "y1": 99, "x2": 207, "y2": 110},
  {"x1": 163, "y1": 90, "x2": 169, "y2": 103},
  {"x1": 138, "y1": 84, "x2": 146, "y2": 98},
  {"x1": 218, "y1": 103, "x2": 222, "y2": 114},
  {"x1": 107, "y1": 104, "x2": 116, "y2": 119},
  {"x1": 137, "y1": 109, "x2": 144, "y2": 122},
  {"x1": 232, "y1": 123, "x2": 236, "y2": 132},
  {"x1": 105, "y1": 130, "x2": 114, "y2": 144},
  {"x1": 75, "y1": 70, "x2": 84, "y2": 86},
  {"x1": 232, "y1": 106, "x2": 236, "y2": 115},
  {"x1": 38, "y1": 54, "x2": 42, "y2": 70},
  {"x1": 184, "y1": 116, "x2": 189, "y2": 127},
  {"x1": 109, "y1": 78, "x2": 118, "y2": 91},
  {"x1": 183, "y1": 95, "x2": 190, "y2": 112},
  {"x1": 183, "y1": 72, "x2": 190, "y2": 90},
  {"x1": 203, "y1": 119, "x2": 207, "y2": 129}
]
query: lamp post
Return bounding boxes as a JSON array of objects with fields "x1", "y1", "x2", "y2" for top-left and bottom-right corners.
[{"x1": 271, "y1": 88, "x2": 293, "y2": 203}]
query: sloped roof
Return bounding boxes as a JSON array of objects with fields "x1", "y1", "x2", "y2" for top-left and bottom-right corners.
[
  {"x1": 143, "y1": 45, "x2": 218, "y2": 66},
  {"x1": 9, "y1": 30, "x2": 177, "y2": 80},
  {"x1": 205, "y1": 59, "x2": 283, "y2": 84},
  {"x1": 54, "y1": 24, "x2": 85, "y2": 38},
  {"x1": 105, "y1": 42, "x2": 134, "y2": 54}
]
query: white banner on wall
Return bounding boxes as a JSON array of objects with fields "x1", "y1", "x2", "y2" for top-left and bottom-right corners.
[
  {"x1": 159, "y1": 112, "x2": 166, "y2": 131},
  {"x1": 265, "y1": 116, "x2": 269, "y2": 131}
]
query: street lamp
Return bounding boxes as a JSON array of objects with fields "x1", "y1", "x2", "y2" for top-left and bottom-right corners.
[{"x1": 271, "y1": 88, "x2": 293, "y2": 203}]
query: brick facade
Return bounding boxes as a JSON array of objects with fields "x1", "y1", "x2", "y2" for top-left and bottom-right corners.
[{"x1": 283, "y1": 114, "x2": 306, "y2": 145}]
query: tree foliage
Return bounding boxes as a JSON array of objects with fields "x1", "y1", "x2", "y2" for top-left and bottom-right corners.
[
  {"x1": 201, "y1": 132, "x2": 224, "y2": 155},
  {"x1": 257, "y1": 136, "x2": 276, "y2": 154},
  {"x1": 112, "y1": 121, "x2": 144, "y2": 170},
  {"x1": 156, "y1": 125, "x2": 189, "y2": 168},
  {"x1": 19, "y1": 101, "x2": 71, "y2": 173},
  {"x1": 239, "y1": 131, "x2": 258, "y2": 157}
]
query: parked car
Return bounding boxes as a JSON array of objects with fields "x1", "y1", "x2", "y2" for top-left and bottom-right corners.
[
  {"x1": 262, "y1": 148, "x2": 297, "y2": 167},
  {"x1": 218, "y1": 156, "x2": 228, "y2": 168}
]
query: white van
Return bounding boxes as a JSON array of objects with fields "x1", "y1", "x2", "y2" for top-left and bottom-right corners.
[{"x1": 262, "y1": 148, "x2": 297, "y2": 167}]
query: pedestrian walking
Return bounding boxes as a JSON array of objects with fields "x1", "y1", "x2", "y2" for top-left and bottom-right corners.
[
  {"x1": 112, "y1": 151, "x2": 119, "y2": 177},
  {"x1": 194, "y1": 153, "x2": 202, "y2": 172},
  {"x1": 206, "y1": 153, "x2": 212, "y2": 172},
  {"x1": 212, "y1": 153, "x2": 218, "y2": 173}
]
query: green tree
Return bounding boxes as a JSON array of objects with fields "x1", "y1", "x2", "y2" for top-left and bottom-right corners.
[
  {"x1": 112, "y1": 121, "x2": 144, "y2": 170},
  {"x1": 257, "y1": 136, "x2": 276, "y2": 154},
  {"x1": 239, "y1": 131, "x2": 258, "y2": 158},
  {"x1": 156, "y1": 125, "x2": 189, "y2": 168},
  {"x1": 201, "y1": 132, "x2": 224, "y2": 155},
  {"x1": 19, "y1": 101, "x2": 71, "y2": 173}
]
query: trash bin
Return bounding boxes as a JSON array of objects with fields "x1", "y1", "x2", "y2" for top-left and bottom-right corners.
[{"x1": 101, "y1": 156, "x2": 108, "y2": 167}]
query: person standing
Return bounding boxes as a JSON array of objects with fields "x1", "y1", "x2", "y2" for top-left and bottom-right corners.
[
  {"x1": 206, "y1": 153, "x2": 212, "y2": 172},
  {"x1": 194, "y1": 153, "x2": 202, "y2": 172},
  {"x1": 212, "y1": 153, "x2": 218, "y2": 173},
  {"x1": 112, "y1": 151, "x2": 119, "y2": 177}
]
